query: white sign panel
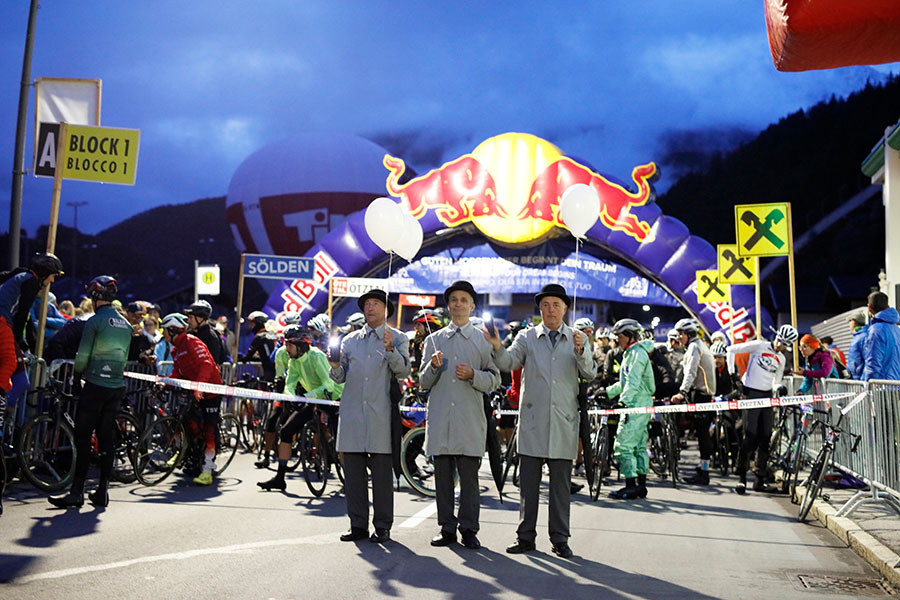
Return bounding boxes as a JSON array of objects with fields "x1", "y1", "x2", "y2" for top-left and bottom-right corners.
[
  {"x1": 331, "y1": 277, "x2": 389, "y2": 298},
  {"x1": 196, "y1": 265, "x2": 221, "y2": 296}
]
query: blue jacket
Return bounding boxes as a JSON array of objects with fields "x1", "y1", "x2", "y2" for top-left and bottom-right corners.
[
  {"x1": 863, "y1": 307, "x2": 900, "y2": 381},
  {"x1": 848, "y1": 324, "x2": 868, "y2": 379}
]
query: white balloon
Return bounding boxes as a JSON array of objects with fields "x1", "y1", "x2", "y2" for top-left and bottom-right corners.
[
  {"x1": 365, "y1": 197, "x2": 403, "y2": 253},
  {"x1": 559, "y1": 183, "x2": 600, "y2": 239},
  {"x1": 394, "y1": 213, "x2": 424, "y2": 261}
]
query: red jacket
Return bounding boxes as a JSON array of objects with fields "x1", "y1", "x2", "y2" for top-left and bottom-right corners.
[{"x1": 172, "y1": 332, "x2": 222, "y2": 385}]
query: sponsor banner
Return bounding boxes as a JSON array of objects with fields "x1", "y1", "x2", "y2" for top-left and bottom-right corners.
[
  {"x1": 331, "y1": 277, "x2": 390, "y2": 298},
  {"x1": 399, "y1": 293, "x2": 435, "y2": 307}
]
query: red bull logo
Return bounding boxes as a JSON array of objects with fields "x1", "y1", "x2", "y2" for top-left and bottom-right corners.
[{"x1": 384, "y1": 133, "x2": 657, "y2": 245}]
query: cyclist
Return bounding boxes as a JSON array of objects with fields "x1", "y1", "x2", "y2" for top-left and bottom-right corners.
[
  {"x1": 184, "y1": 300, "x2": 228, "y2": 365},
  {"x1": 710, "y1": 341, "x2": 735, "y2": 398},
  {"x1": 239, "y1": 311, "x2": 278, "y2": 382},
  {"x1": 604, "y1": 319, "x2": 655, "y2": 500},
  {"x1": 670, "y1": 317, "x2": 716, "y2": 485},
  {"x1": 162, "y1": 312, "x2": 223, "y2": 485},
  {"x1": 49, "y1": 276, "x2": 132, "y2": 509},
  {"x1": 0, "y1": 253, "x2": 64, "y2": 400},
  {"x1": 306, "y1": 313, "x2": 331, "y2": 350},
  {"x1": 666, "y1": 329, "x2": 685, "y2": 383},
  {"x1": 258, "y1": 325, "x2": 344, "y2": 491},
  {"x1": 727, "y1": 324, "x2": 796, "y2": 494},
  {"x1": 408, "y1": 309, "x2": 443, "y2": 376}
]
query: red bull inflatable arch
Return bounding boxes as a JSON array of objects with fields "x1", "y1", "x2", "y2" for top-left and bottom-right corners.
[{"x1": 247, "y1": 133, "x2": 770, "y2": 341}]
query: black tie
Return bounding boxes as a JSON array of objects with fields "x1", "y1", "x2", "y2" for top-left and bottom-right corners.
[{"x1": 549, "y1": 330, "x2": 559, "y2": 347}]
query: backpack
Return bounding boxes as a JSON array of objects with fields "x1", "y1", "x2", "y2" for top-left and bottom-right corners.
[{"x1": 648, "y1": 346, "x2": 677, "y2": 398}]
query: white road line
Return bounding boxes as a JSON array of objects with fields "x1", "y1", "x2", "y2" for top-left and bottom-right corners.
[
  {"x1": 398, "y1": 501, "x2": 437, "y2": 528},
  {"x1": 16, "y1": 531, "x2": 338, "y2": 584}
]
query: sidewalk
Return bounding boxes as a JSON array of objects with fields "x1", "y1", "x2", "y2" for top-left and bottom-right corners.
[{"x1": 796, "y1": 481, "x2": 900, "y2": 588}]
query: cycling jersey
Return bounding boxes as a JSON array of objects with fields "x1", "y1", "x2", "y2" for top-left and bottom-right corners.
[
  {"x1": 74, "y1": 305, "x2": 133, "y2": 388},
  {"x1": 0, "y1": 270, "x2": 40, "y2": 348},
  {"x1": 171, "y1": 332, "x2": 222, "y2": 385},
  {"x1": 240, "y1": 331, "x2": 277, "y2": 381},
  {"x1": 726, "y1": 339, "x2": 785, "y2": 393},
  {"x1": 679, "y1": 337, "x2": 716, "y2": 396},
  {"x1": 284, "y1": 346, "x2": 343, "y2": 399}
]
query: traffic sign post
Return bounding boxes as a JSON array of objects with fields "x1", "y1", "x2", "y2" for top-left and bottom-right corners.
[
  {"x1": 717, "y1": 244, "x2": 757, "y2": 285},
  {"x1": 695, "y1": 270, "x2": 730, "y2": 304}
]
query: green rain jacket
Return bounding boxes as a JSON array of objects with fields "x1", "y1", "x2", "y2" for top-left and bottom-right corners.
[
  {"x1": 285, "y1": 346, "x2": 344, "y2": 399},
  {"x1": 605, "y1": 339, "x2": 655, "y2": 408}
]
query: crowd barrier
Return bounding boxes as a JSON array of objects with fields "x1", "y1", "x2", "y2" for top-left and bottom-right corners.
[{"x1": 783, "y1": 375, "x2": 900, "y2": 522}]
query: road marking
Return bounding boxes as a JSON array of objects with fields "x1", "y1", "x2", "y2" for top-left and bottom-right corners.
[
  {"x1": 398, "y1": 501, "x2": 437, "y2": 528},
  {"x1": 16, "y1": 531, "x2": 338, "y2": 584}
]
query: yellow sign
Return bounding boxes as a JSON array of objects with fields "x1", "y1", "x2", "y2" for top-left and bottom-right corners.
[
  {"x1": 695, "y1": 270, "x2": 730, "y2": 304},
  {"x1": 61, "y1": 124, "x2": 140, "y2": 185},
  {"x1": 735, "y1": 203, "x2": 790, "y2": 257},
  {"x1": 717, "y1": 244, "x2": 757, "y2": 284}
]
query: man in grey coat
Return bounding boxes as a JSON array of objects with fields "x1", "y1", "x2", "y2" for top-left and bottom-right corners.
[
  {"x1": 329, "y1": 289, "x2": 410, "y2": 544},
  {"x1": 420, "y1": 280, "x2": 501, "y2": 550},
  {"x1": 485, "y1": 283, "x2": 596, "y2": 559}
]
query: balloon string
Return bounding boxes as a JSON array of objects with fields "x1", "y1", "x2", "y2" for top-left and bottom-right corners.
[
  {"x1": 387, "y1": 251, "x2": 394, "y2": 322},
  {"x1": 572, "y1": 238, "x2": 580, "y2": 327}
]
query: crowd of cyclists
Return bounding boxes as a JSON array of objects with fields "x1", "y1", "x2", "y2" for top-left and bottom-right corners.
[{"x1": 0, "y1": 253, "x2": 864, "y2": 555}]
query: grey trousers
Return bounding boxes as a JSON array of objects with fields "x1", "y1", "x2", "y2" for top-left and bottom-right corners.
[
  {"x1": 434, "y1": 454, "x2": 482, "y2": 535},
  {"x1": 343, "y1": 452, "x2": 393, "y2": 531},
  {"x1": 517, "y1": 454, "x2": 572, "y2": 544}
]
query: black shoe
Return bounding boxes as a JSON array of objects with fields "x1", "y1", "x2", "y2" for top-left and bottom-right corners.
[
  {"x1": 430, "y1": 532, "x2": 457, "y2": 547},
  {"x1": 254, "y1": 457, "x2": 270, "y2": 469},
  {"x1": 685, "y1": 469, "x2": 710, "y2": 485},
  {"x1": 370, "y1": 528, "x2": 391, "y2": 544},
  {"x1": 551, "y1": 542, "x2": 574, "y2": 559},
  {"x1": 735, "y1": 482, "x2": 747, "y2": 495},
  {"x1": 461, "y1": 530, "x2": 481, "y2": 549},
  {"x1": 340, "y1": 528, "x2": 369, "y2": 542},
  {"x1": 88, "y1": 489, "x2": 109, "y2": 507},
  {"x1": 505, "y1": 539, "x2": 536, "y2": 554},
  {"x1": 609, "y1": 486, "x2": 640, "y2": 500},
  {"x1": 637, "y1": 474, "x2": 648, "y2": 499},
  {"x1": 753, "y1": 480, "x2": 778, "y2": 493},
  {"x1": 570, "y1": 482, "x2": 584, "y2": 494},
  {"x1": 49, "y1": 492, "x2": 84, "y2": 509},
  {"x1": 257, "y1": 476, "x2": 286, "y2": 491}
]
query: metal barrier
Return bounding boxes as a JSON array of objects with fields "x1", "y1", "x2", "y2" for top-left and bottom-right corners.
[{"x1": 781, "y1": 375, "x2": 900, "y2": 519}]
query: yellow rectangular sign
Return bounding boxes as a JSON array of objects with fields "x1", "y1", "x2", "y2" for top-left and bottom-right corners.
[
  {"x1": 695, "y1": 270, "x2": 730, "y2": 304},
  {"x1": 717, "y1": 244, "x2": 757, "y2": 284},
  {"x1": 735, "y1": 203, "x2": 790, "y2": 257},
  {"x1": 61, "y1": 124, "x2": 140, "y2": 185}
]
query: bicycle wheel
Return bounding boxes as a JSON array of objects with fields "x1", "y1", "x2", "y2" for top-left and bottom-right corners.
[
  {"x1": 214, "y1": 414, "x2": 241, "y2": 476},
  {"x1": 768, "y1": 414, "x2": 788, "y2": 463},
  {"x1": 400, "y1": 426, "x2": 437, "y2": 497},
  {"x1": 798, "y1": 449, "x2": 828, "y2": 522},
  {"x1": 590, "y1": 426, "x2": 610, "y2": 502},
  {"x1": 501, "y1": 429, "x2": 519, "y2": 489},
  {"x1": 237, "y1": 400, "x2": 259, "y2": 452},
  {"x1": 134, "y1": 416, "x2": 184, "y2": 486},
  {"x1": 111, "y1": 412, "x2": 141, "y2": 484},
  {"x1": 715, "y1": 420, "x2": 729, "y2": 477},
  {"x1": 301, "y1": 422, "x2": 329, "y2": 496},
  {"x1": 788, "y1": 432, "x2": 809, "y2": 501},
  {"x1": 17, "y1": 415, "x2": 76, "y2": 493},
  {"x1": 665, "y1": 417, "x2": 679, "y2": 488},
  {"x1": 647, "y1": 424, "x2": 666, "y2": 476}
]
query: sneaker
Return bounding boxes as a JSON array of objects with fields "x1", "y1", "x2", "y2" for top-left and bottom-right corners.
[
  {"x1": 254, "y1": 457, "x2": 270, "y2": 469},
  {"x1": 193, "y1": 472, "x2": 213, "y2": 486},
  {"x1": 735, "y1": 482, "x2": 747, "y2": 495},
  {"x1": 166, "y1": 454, "x2": 179, "y2": 469},
  {"x1": 551, "y1": 542, "x2": 574, "y2": 559}
]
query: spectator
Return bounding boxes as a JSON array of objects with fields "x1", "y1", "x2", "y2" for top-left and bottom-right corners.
[
  {"x1": 216, "y1": 315, "x2": 237, "y2": 359},
  {"x1": 78, "y1": 297, "x2": 93, "y2": 316},
  {"x1": 184, "y1": 300, "x2": 228, "y2": 365},
  {"x1": 820, "y1": 335, "x2": 846, "y2": 367},
  {"x1": 124, "y1": 302, "x2": 155, "y2": 366},
  {"x1": 847, "y1": 311, "x2": 868, "y2": 379},
  {"x1": 862, "y1": 291, "x2": 900, "y2": 381},
  {"x1": 793, "y1": 334, "x2": 834, "y2": 393}
]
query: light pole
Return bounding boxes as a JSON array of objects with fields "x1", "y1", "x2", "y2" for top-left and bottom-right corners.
[{"x1": 67, "y1": 200, "x2": 87, "y2": 295}]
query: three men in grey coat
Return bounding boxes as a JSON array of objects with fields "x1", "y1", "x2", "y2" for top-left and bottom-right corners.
[
  {"x1": 485, "y1": 284, "x2": 596, "y2": 559},
  {"x1": 419, "y1": 280, "x2": 501, "y2": 550}
]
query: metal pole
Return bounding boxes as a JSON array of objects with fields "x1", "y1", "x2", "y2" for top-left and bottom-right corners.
[
  {"x1": 194, "y1": 259, "x2": 199, "y2": 303},
  {"x1": 8, "y1": 0, "x2": 40, "y2": 269},
  {"x1": 234, "y1": 255, "x2": 245, "y2": 359}
]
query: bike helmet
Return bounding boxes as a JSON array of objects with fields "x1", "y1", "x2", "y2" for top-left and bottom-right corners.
[
  {"x1": 345, "y1": 312, "x2": 365, "y2": 328},
  {"x1": 282, "y1": 312, "x2": 303, "y2": 326},
  {"x1": 667, "y1": 329, "x2": 680, "y2": 341},
  {"x1": 710, "y1": 341, "x2": 728, "y2": 357},
  {"x1": 307, "y1": 313, "x2": 331, "y2": 334},
  {"x1": 86, "y1": 275, "x2": 118, "y2": 302},
  {"x1": 31, "y1": 252, "x2": 64, "y2": 279},
  {"x1": 674, "y1": 317, "x2": 700, "y2": 335},
  {"x1": 413, "y1": 309, "x2": 442, "y2": 326},
  {"x1": 161, "y1": 312, "x2": 189, "y2": 332},
  {"x1": 284, "y1": 325, "x2": 314, "y2": 344},
  {"x1": 184, "y1": 299, "x2": 212, "y2": 319},
  {"x1": 247, "y1": 310, "x2": 268, "y2": 330},
  {"x1": 611, "y1": 318, "x2": 642, "y2": 338},
  {"x1": 573, "y1": 317, "x2": 594, "y2": 331},
  {"x1": 775, "y1": 324, "x2": 799, "y2": 345}
]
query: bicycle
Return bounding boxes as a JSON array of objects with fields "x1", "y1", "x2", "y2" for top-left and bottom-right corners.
[
  {"x1": 232, "y1": 376, "x2": 273, "y2": 452},
  {"x1": 300, "y1": 403, "x2": 343, "y2": 497},
  {"x1": 588, "y1": 411, "x2": 611, "y2": 502},
  {"x1": 15, "y1": 381, "x2": 77, "y2": 493},
  {"x1": 711, "y1": 398, "x2": 739, "y2": 476},
  {"x1": 133, "y1": 388, "x2": 240, "y2": 486},
  {"x1": 797, "y1": 403, "x2": 862, "y2": 522}
]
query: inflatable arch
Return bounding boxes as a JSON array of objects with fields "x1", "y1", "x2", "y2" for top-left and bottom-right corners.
[{"x1": 263, "y1": 133, "x2": 771, "y2": 342}]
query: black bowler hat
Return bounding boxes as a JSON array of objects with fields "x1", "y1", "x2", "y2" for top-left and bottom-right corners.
[
  {"x1": 443, "y1": 280, "x2": 478, "y2": 305},
  {"x1": 534, "y1": 283, "x2": 571, "y2": 307},
  {"x1": 357, "y1": 289, "x2": 395, "y2": 318}
]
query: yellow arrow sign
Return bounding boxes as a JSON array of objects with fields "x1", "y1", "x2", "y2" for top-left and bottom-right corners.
[
  {"x1": 735, "y1": 203, "x2": 790, "y2": 257},
  {"x1": 696, "y1": 270, "x2": 730, "y2": 304},
  {"x1": 61, "y1": 124, "x2": 140, "y2": 185},
  {"x1": 717, "y1": 244, "x2": 757, "y2": 284}
]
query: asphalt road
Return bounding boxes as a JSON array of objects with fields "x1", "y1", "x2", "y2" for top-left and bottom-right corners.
[{"x1": 0, "y1": 450, "x2": 892, "y2": 600}]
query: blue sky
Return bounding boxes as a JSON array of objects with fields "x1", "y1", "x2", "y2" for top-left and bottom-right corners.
[{"x1": 2, "y1": 1, "x2": 898, "y2": 236}]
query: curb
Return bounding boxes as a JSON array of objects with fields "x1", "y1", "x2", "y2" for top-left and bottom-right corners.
[{"x1": 795, "y1": 485, "x2": 900, "y2": 589}]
